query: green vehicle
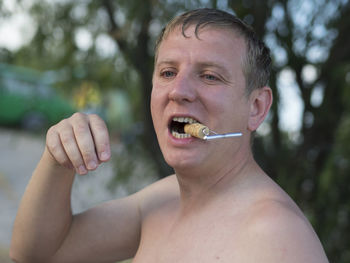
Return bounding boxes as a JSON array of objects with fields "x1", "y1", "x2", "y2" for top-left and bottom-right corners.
[{"x1": 0, "y1": 63, "x2": 75, "y2": 131}]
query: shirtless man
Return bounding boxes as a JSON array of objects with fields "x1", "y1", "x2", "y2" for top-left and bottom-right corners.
[{"x1": 10, "y1": 8, "x2": 329, "y2": 263}]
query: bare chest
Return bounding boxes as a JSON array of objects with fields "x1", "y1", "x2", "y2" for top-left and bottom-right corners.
[{"x1": 132, "y1": 207, "x2": 243, "y2": 263}]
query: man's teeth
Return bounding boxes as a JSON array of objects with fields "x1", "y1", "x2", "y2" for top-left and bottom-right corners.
[
  {"x1": 172, "y1": 131, "x2": 192, "y2": 139},
  {"x1": 171, "y1": 117, "x2": 199, "y2": 139},
  {"x1": 172, "y1": 117, "x2": 198, "y2": 124}
]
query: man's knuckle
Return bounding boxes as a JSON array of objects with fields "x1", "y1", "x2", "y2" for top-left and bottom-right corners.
[
  {"x1": 89, "y1": 113, "x2": 102, "y2": 120},
  {"x1": 47, "y1": 140, "x2": 59, "y2": 153},
  {"x1": 61, "y1": 134, "x2": 74, "y2": 145},
  {"x1": 95, "y1": 124, "x2": 107, "y2": 134},
  {"x1": 72, "y1": 112, "x2": 85, "y2": 119},
  {"x1": 47, "y1": 125, "x2": 55, "y2": 134},
  {"x1": 48, "y1": 123, "x2": 60, "y2": 135},
  {"x1": 46, "y1": 129, "x2": 58, "y2": 146},
  {"x1": 89, "y1": 113, "x2": 99, "y2": 119},
  {"x1": 90, "y1": 115, "x2": 106, "y2": 126},
  {"x1": 58, "y1": 117, "x2": 69, "y2": 125},
  {"x1": 74, "y1": 123, "x2": 88, "y2": 134}
]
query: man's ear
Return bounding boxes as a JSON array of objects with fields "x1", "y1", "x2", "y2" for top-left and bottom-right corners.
[{"x1": 248, "y1": 87, "x2": 273, "y2": 131}]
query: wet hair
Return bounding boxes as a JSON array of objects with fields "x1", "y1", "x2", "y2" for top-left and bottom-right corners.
[{"x1": 154, "y1": 8, "x2": 271, "y2": 94}]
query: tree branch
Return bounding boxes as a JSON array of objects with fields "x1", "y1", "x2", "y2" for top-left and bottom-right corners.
[{"x1": 101, "y1": 0, "x2": 128, "y2": 53}]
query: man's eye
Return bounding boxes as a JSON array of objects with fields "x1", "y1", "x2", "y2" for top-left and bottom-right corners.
[
  {"x1": 161, "y1": 71, "x2": 176, "y2": 78},
  {"x1": 203, "y1": 74, "x2": 219, "y2": 81}
]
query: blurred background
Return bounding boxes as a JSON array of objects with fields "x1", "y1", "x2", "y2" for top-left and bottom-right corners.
[{"x1": 0, "y1": 0, "x2": 349, "y2": 262}]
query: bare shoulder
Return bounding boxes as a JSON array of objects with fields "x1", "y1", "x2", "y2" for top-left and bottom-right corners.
[
  {"x1": 49, "y1": 175, "x2": 179, "y2": 262},
  {"x1": 238, "y1": 195, "x2": 329, "y2": 263}
]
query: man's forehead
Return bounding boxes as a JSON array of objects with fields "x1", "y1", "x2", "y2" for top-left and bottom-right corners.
[
  {"x1": 156, "y1": 26, "x2": 246, "y2": 66},
  {"x1": 159, "y1": 25, "x2": 246, "y2": 54}
]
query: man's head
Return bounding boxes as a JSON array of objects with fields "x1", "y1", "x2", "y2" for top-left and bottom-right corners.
[
  {"x1": 154, "y1": 8, "x2": 271, "y2": 95},
  {"x1": 151, "y1": 8, "x2": 273, "y2": 172}
]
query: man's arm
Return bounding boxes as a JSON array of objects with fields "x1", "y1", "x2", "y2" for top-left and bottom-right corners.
[{"x1": 10, "y1": 113, "x2": 142, "y2": 263}]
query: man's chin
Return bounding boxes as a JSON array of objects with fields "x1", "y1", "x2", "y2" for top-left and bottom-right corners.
[{"x1": 165, "y1": 155, "x2": 204, "y2": 174}]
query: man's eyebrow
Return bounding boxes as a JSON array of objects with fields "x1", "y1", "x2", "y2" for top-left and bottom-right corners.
[
  {"x1": 155, "y1": 60, "x2": 178, "y2": 68},
  {"x1": 197, "y1": 61, "x2": 231, "y2": 75},
  {"x1": 155, "y1": 60, "x2": 232, "y2": 76}
]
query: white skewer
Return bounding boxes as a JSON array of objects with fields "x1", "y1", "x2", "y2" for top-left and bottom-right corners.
[{"x1": 203, "y1": 132, "x2": 242, "y2": 140}]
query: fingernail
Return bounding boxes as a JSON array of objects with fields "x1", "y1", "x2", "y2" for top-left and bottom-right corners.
[
  {"x1": 100, "y1": 151, "x2": 110, "y2": 161},
  {"x1": 78, "y1": 165, "x2": 87, "y2": 175},
  {"x1": 87, "y1": 161, "x2": 97, "y2": 170}
]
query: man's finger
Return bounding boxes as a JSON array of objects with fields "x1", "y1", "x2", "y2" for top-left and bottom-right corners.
[
  {"x1": 59, "y1": 125, "x2": 87, "y2": 175},
  {"x1": 88, "y1": 114, "x2": 111, "y2": 162},
  {"x1": 46, "y1": 127, "x2": 73, "y2": 169},
  {"x1": 72, "y1": 115, "x2": 99, "y2": 171}
]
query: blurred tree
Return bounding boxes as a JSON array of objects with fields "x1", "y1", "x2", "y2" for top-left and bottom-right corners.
[
  {"x1": 239, "y1": 1, "x2": 350, "y2": 261},
  {"x1": 2, "y1": 0, "x2": 350, "y2": 261}
]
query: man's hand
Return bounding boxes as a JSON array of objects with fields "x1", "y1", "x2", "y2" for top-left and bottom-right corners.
[
  {"x1": 45, "y1": 112, "x2": 111, "y2": 175},
  {"x1": 10, "y1": 112, "x2": 143, "y2": 263}
]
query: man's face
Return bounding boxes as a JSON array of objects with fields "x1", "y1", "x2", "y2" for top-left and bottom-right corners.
[{"x1": 151, "y1": 26, "x2": 252, "y2": 172}]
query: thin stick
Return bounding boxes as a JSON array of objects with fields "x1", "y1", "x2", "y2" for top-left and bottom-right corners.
[
  {"x1": 184, "y1": 123, "x2": 242, "y2": 140},
  {"x1": 203, "y1": 133, "x2": 242, "y2": 140}
]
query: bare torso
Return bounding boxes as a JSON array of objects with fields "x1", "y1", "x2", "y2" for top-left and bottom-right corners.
[{"x1": 132, "y1": 173, "x2": 320, "y2": 263}]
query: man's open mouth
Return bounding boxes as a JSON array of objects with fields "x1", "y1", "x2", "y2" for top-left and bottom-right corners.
[{"x1": 169, "y1": 117, "x2": 199, "y2": 139}]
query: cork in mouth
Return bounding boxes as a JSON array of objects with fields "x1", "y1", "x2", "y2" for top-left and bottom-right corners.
[
  {"x1": 170, "y1": 117, "x2": 242, "y2": 140},
  {"x1": 169, "y1": 117, "x2": 199, "y2": 139}
]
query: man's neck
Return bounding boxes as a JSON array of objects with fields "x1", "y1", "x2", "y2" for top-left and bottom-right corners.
[{"x1": 174, "y1": 151, "x2": 258, "y2": 215}]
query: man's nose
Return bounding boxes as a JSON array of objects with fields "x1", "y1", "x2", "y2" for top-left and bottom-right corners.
[{"x1": 168, "y1": 72, "x2": 197, "y2": 103}]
